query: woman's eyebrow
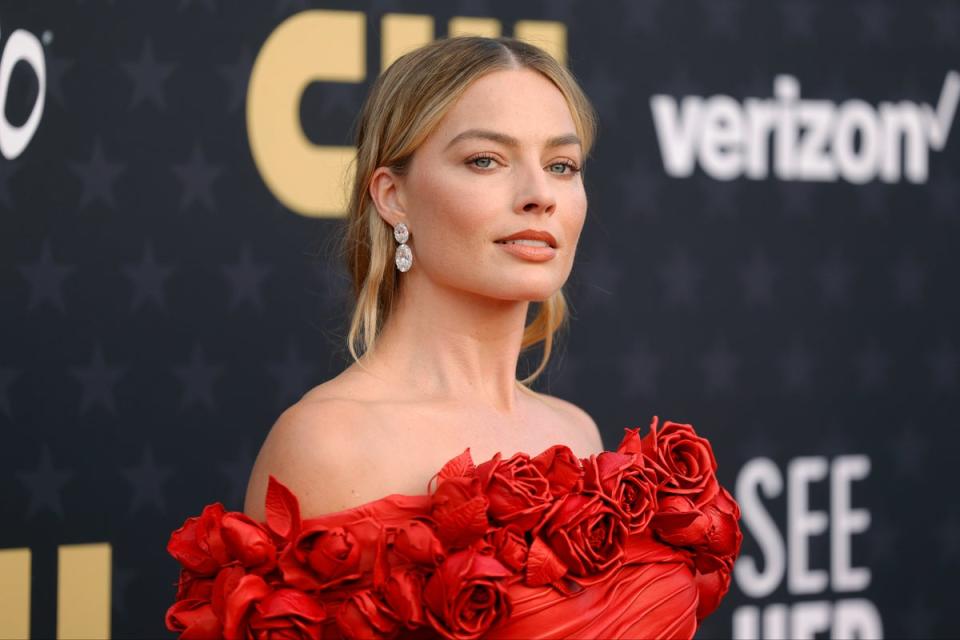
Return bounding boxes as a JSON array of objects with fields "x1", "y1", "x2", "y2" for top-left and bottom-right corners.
[{"x1": 444, "y1": 128, "x2": 581, "y2": 150}]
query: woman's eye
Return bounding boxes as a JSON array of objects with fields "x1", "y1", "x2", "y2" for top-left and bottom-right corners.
[
  {"x1": 549, "y1": 161, "x2": 581, "y2": 175},
  {"x1": 468, "y1": 155, "x2": 497, "y2": 169}
]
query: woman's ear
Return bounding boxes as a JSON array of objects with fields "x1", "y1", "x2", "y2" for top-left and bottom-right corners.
[{"x1": 369, "y1": 166, "x2": 408, "y2": 228}]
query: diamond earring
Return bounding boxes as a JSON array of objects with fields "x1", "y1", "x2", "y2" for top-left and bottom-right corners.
[{"x1": 394, "y1": 222, "x2": 412, "y2": 272}]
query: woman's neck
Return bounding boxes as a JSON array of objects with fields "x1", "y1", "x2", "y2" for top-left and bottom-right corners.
[{"x1": 360, "y1": 273, "x2": 530, "y2": 413}]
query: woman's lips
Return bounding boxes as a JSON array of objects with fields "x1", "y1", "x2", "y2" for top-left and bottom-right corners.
[{"x1": 495, "y1": 240, "x2": 557, "y2": 262}]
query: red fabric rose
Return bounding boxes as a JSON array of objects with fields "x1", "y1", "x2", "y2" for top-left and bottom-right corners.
[
  {"x1": 694, "y1": 566, "x2": 733, "y2": 621},
  {"x1": 168, "y1": 503, "x2": 233, "y2": 576},
  {"x1": 536, "y1": 493, "x2": 628, "y2": 577},
  {"x1": 383, "y1": 566, "x2": 427, "y2": 628},
  {"x1": 485, "y1": 526, "x2": 528, "y2": 572},
  {"x1": 477, "y1": 453, "x2": 552, "y2": 532},
  {"x1": 336, "y1": 590, "x2": 399, "y2": 639},
  {"x1": 582, "y1": 451, "x2": 659, "y2": 532},
  {"x1": 394, "y1": 519, "x2": 445, "y2": 567},
  {"x1": 279, "y1": 518, "x2": 381, "y2": 592},
  {"x1": 168, "y1": 503, "x2": 277, "y2": 577},
  {"x1": 430, "y1": 476, "x2": 490, "y2": 549},
  {"x1": 639, "y1": 417, "x2": 720, "y2": 507},
  {"x1": 246, "y1": 589, "x2": 327, "y2": 640},
  {"x1": 175, "y1": 570, "x2": 214, "y2": 602},
  {"x1": 532, "y1": 445, "x2": 583, "y2": 496},
  {"x1": 166, "y1": 598, "x2": 221, "y2": 639},
  {"x1": 650, "y1": 494, "x2": 710, "y2": 547},
  {"x1": 423, "y1": 548, "x2": 512, "y2": 640}
]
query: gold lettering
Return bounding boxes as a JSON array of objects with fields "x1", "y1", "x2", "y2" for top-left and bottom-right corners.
[
  {"x1": 0, "y1": 548, "x2": 31, "y2": 639},
  {"x1": 57, "y1": 543, "x2": 111, "y2": 640}
]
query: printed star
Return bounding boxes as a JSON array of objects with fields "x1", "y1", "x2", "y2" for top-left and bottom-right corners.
[
  {"x1": 222, "y1": 246, "x2": 273, "y2": 311},
  {"x1": 815, "y1": 250, "x2": 855, "y2": 305},
  {"x1": 17, "y1": 239, "x2": 76, "y2": 313},
  {"x1": 854, "y1": 343, "x2": 889, "y2": 391},
  {"x1": 779, "y1": 340, "x2": 814, "y2": 392},
  {"x1": 173, "y1": 344, "x2": 224, "y2": 411},
  {"x1": 267, "y1": 339, "x2": 317, "y2": 407},
  {"x1": 927, "y1": 341, "x2": 958, "y2": 390},
  {"x1": 778, "y1": 181, "x2": 818, "y2": 218},
  {"x1": 700, "y1": 338, "x2": 739, "y2": 394},
  {"x1": 658, "y1": 249, "x2": 702, "y2": 308},
  {"x1": 892, "y1": 254, "x2": 924, "y2": 305},
  {"x1": 619, "y1": 341, "x2": 660, "y2": 398},
  {"x1": 45, "y1": 52, "x2": 76, "y2": 107},
  {"x1": 623, "y1": 0, "x2": 663, "y2": 34},
  {"x1": 700, "y1": 0, "x2": 742, "y2": 38},
  {"x1": 70, "y1": 138, "x2": 125, "y2": 210},
  {"x1": 855, "y1": 1, "x2": 894, "y2": 42},
  {"x1": 17, "y1": 446, "x2": 73, "y2": 519},
  {"x1": 780, "y1": 0, "x2": 817, "y2": 39},
  {"x1": 121, "y1": 242, "x2": 175, "y2": 312},
  {"x1": 217, "y1": 46, "x2": 254, "y2": 114},
  {"x1": 698, "y1": 179, "x2": 741, "y2": 219},
  {"x1": 219, "y1": 441, "x2": 255, "y2": 510},
  {"x1": 121, "y1": 39, "x2": 175, "y2": 110},
  {"x1": 70, "y1": 345, "x2": 126, "y2": 414},
  {"x1": 172, "y1": 145, "x2": 223, "y2": 211},
  {"x1": 0, "y1": 368, "x2": 20, "y2": 417},
  {"x1": 616, "y1": 159, "x2": 662, "y2": 221},
  {"x1": 890, "y1": 424, "x2": 927, "y2": 477},
  {"x1": 739, "y1": 250, "x2": 777, "y2": 306},
  {"x1": 121, "y1": 446, "x2": 173, "y2": 514}
]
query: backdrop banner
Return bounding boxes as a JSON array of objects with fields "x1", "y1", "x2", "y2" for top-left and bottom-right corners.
[{"x1": 1, "y1": 1, "x2": 957, "y2": 638}]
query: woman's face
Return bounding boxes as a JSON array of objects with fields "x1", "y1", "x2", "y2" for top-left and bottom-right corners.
[{"x1": 384, "y1": 67, "x2": 588, "y2": 303}]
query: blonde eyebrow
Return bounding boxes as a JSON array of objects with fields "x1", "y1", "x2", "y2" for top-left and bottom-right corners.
[{"x1": 444, "y1": 128, "x2": 581, "y2": 151}]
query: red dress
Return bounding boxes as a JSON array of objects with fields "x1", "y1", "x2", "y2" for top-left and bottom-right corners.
[{"x1": 165, "y1": 417, "x2": 742, "y2": 639}]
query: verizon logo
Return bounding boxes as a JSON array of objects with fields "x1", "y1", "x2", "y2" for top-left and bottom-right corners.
[{"x1": 650, "y1": 71, "x2": 959, "y2": 184}]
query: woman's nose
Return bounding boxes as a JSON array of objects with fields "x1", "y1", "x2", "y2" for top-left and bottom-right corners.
[{"x1": 515, "y1": 161, "x2": 557, "y2": 215}]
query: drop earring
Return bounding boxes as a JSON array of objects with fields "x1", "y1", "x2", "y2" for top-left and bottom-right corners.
[{"x1": 394, "y1": 222, "x2": 412, "y2": 272}]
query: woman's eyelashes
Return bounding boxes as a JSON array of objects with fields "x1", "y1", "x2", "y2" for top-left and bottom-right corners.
[{"x1": 464, "y1": 153, "x2": 581, "y2": 175}]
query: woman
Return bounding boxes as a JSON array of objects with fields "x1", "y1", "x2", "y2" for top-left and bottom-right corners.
[{"x1": 165, "y1": 36, "x2": 741, "y2": 639}]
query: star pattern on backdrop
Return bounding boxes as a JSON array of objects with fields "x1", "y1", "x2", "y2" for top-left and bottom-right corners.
[
  {"x1": 44, "y1": 52, "x2": 76, "y2": 107},
  {"x1": 890, "y1": 424, "x2": 928, "y2": 477},
  {"x1": 218, "y1": 441, "x2": 256, "y2": 510},
  {"x1": 173, "y1": 344, "x2": 224, "y2": 411},
  {"x1": 70, "y1": 345, "x2": 127, "y2": 414},
  {"x1": 17, "y1": 445, "x2": 74, "y2": 519},
  {"x1": 927, "y1": 341, "x2": 958, "y2": 391},
  {"x1": 217, "y1": 46, "x2": 255, "y2": 114},
  {"x1": 122, "y1": 39, "x2": 176, "y2": 110},
  {"x1": 616, "y1": 158, "x2": 662, "y2": 221},
  {"x1": 929, "y1": 1, "x2": 960, "y2": 44},
  {"x1": 780, "y1": 0, "x2": 817, "y2": 39},
  {"x1": 779, "y1": 340, "x2": 815, "y2": 392},
  {"x1": 816, "y1": 250, "x2": 855, "y2": 305},
  {"x1": 855, "y1": 1, "x2": 894, "y2": 43},
  {"x1": 0, "y1": 158, "x2": 20, "y2": 209},
  {"x1": 172, "y1": 144, "x2": 223, "y2": 211},
  {"x1": 266, "y1": 339, "x2": 318, "y2": 408},
  {"x1": 17, "y1": 239, "x2": 76, "y2": 313},
  {"x1": 700, "y1": 0, "x2": 742, "y2": 38},
  {"x1": 658, "y1": 249, "x2": 702, "y2": 308},
  {"x1": 892, "y1": 254, "x2": 925, "y2": 306},
  {"x1": 70, "y1": 138, "x2": 125, "y2": 210},
  {"x1": 622, "y1": 0, "x2": 663, "y2": 35},
  {"x1": 854, "y1": 343, "x2": 889, "y2": 391},
  {"x1": 700, "y1": 338, "x2": 740, "y2": 395},
  {"x1": 739, "y1": 250, "x2": 777, "y2": 306},
  {"x1": 618, "y1": 341, "x2": 661, "y2": 398},
  {"x1": 221, "y1": 245, "x2": 273, "y2": 311},
  {"x1": 121, "y1": 242, "x2": 176, "y2": 312},
  {"x1": 121, "y1": 446, "x2": 173, "y2": 514}
]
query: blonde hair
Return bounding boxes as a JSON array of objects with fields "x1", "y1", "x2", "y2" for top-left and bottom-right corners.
[{"x1": 342, "y1": 36, "x2": 597, "y2": 385}]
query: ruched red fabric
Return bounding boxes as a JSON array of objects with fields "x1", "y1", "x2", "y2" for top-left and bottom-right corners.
[{"x1": 166, "y1": 417, "x2": 741, "y2": 640}]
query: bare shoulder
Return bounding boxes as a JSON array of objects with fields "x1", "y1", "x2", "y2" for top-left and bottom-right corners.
[
  {"x1": 243, "y1": 397, "x2": 375, "y2": 521},
  {"x1": 525, "y1": 388, "x2": 604, "y2": 454}
]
